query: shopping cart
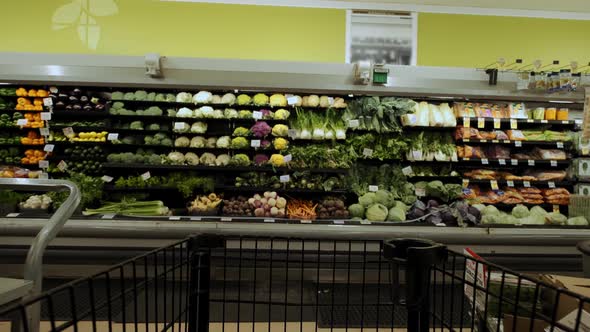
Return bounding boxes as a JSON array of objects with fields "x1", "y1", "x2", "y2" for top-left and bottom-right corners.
[{"x1": 1, "y1": 234, "x2": 590, "y2": 332}]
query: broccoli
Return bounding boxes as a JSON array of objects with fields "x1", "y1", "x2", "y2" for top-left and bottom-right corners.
[
  {"x1": 147, "y1": 123, "x2": 160, "y2": 131},
  {"x1": 146, "y1": 92, "x2": 156, "y2": 101},
  {"x1": 155, "y1": 93, "x2": 166, "y2": 102},
  {"x1": 112, "y1": 92, "x2": 124, "y2": 100},
  {"x1": 165, "y1": 94, "x2": 176, "y2": 102},
  {"x1": 154, "y1": 133, "x2": 167, "y2": 140},
  {"x1": 147, "y1": 155, "x2": 162, "y2": 165},
  {"x1": 134, "y1": 90, "x2": 148, "y2": 101},
  {"x1": 161, "y1": 138, "x2": 173, "y2": 146},
  {"x1": 123, "y1": 92, "x2": 135, "y2": 100},
  {"x1": 166, "y1": 109, "x2": 177, "y2": 117},
  {"x1": 130, "y1": 121, "x2": 144, "y2": 130},
  {"x1": 112, "y1": 101, "x2": 125, "y2": 110}
]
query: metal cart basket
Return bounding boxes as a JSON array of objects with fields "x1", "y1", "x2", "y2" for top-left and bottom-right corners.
[{"x1": 1, "y1": 235, "x2": 590, "y2": 332}]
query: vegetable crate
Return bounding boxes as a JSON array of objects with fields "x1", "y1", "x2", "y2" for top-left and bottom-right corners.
[{"x1": 1, "y1": 235, "x2": 589, "y2": 332}]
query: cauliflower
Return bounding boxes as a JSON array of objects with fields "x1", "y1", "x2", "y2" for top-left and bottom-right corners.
[
  {"x1": 233, "y1": 127, "x2": 250, "y2": 137},
  {"x1": 173, "y1": 122, "x2": 190, "y2": 133},
  {"x1": 215, "y1": 154, "x2": 231, "y2": 166},
  {"x1": 251, "y1": 121, "x2": 272, "y2": 138},
  {"x1": 273, "y1": 138, "x2": 289, "y2": 150},
  {"x1": 199, "y1": 152, "x2": 216, "y2": 166},
  {"x1": 307, "y1": 95, "x2": 320, "y2": 107},
  {"x1": 212, "y1": 109, "x2": 224, "y2": 119},
  {"x1": 230, "y1": 154, "x2": 251, "y2": 166},
  {"x1": 254, "y1": 154, "x2": 269, "y2": 165},
  {"x1": 198, "y1": 106, "x2": 214, "y2": 118},
  {"x1": 253, "y1": 93, "x2": 269, "y2": 106},
  {"x1": 274, "y1": 109, "x2": 291, "y2": 120},
  {"x1": 216, "y1": 136, "x2": 231, "y2": 148},
  {"x1": 190, "y1": 122, "x2": 207, "y2": 133},
  {"x1": 270, "y1": 154, "x2": 285, "y2": 167},
  {"x1": 168, "y1": 152, "x2": 185, "y2": 164},
  {"x1": 193, "y1": 91, "x2": 212, "y2": 104},
  {"x1": 176, "y1": 92, "x2": 192, "y2": 103},
  {"x1": 221, "y1": 93, "x2": 236, "y2": 104},
  {"x1": 272, "y1": 124, "x2": 289, "y2": 137},
  {"x1": 237, "y1": 94, "x2": 251, "y2": 105},
  {"x1": 231, "y1": 137, "x2": 249, "y2": 149},
  {"x1": 206, "y1": 137, "x2": 217, "y2": 148},
  {"x1": 319, "y1": 96, "x2": 331, "y2": 108},
  {"x1": 184, "y1": 152, "x2": 200, "y2": 165},
  {"x1": 174, "y1": 136, "x2": 190, "y2": 147},
  {"x1": 211, "y1": 95, "x2": 222, "y2": 104},
  {"x1": 269, "y1": 94, "x2": 287, "y2": 107},
  {"x1": 176, "y1": 107, "x2": 194, "y2": 118},
  {"x1": 190, "y1": 136, "x2": 206, "y2": 148},
  {"x1": 224, "y1": 108, "x2": 238, "y2": 119},
  {"x1": 238, "y1": 110, "x2": 252, "y2": 119}
]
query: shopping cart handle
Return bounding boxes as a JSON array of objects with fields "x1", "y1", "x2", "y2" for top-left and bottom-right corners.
[{"x1": 383, "y1": 238, "x2": 447, "y2": 267}]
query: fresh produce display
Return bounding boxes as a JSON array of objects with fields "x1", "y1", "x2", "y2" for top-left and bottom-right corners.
[
  {"x1": 0, "y1": 87, "x2": 17, "y2": 96},
  {"x1": 406, "y1": 131, "x2": 457, "y2": 161},
  {"x1": 402, "y1": 102, "x2": 456, "y2": 127},
  {"x1": 456, "y1": 127, "x2": 572, "y2": 142},
  {"x1": 19, "y1": 194, "x2": 52, "y2": 211},
  {"x1": 107, "y1": 150, "x2": 162, "y2": 165},
  {"x1": 289, "y1": 108, "x2": 347, "y2": 140},
  {"x1": 16, "y1": 88, "x2": 48, "y2": 98},
  {"x1": 70, "y1": 131, "x2": 108, "y2": 142},
  {"x1": 0, "y1": 133, "x2": 21, "y2": 145},
  {"x1": 0, "y1": 147, "x2": 21, "y2": 165},
  {"x1": 233, "y1": 171, "x2": 345, "y2": 191},
  {"x1": 22, "y1": 113, "x2": 44, "y2": 128},
  {"x1": 344, "y1": 96, "x2": 415, "y2": 133},
  {"x1": 0, "y1": 113, "x2": 19, "y2": 127},
  {"x1": 109, "y1": 102, "x2": 163, "y2": 116},
  {"x1": 188, "y1": 193, "x2": 222, "y2": 215},
  {"x1": 463, "y1": 186, "x2": 570, "y2": 205},
  {"x1": 347, "y1": 133, "x2": 408, "y2": 160},
  {"x1": 316, "y1": 197, "x2": 349, "y2": 219},
  {"x1": 113, "y1": 172, "x2": 215, "y2": 198},
  {"x1": 15, "y1": 97, "x2": 44, "y2": 111},
  {"x1": 20, "y1": 131, "x2": 45, "y2": 145},
  {"x1": 287, "y1": 199, "x2": 316, "y2": 220},
  {"x1": 21, "y1": 149, "x2": 46, "y2": 165},
  {"x1": 84, "y1": 199, "x2": 170, "y2": 216},
  {"x1": 476, "y1": 204, "x2": 586, "y2": 225},
  {"x1": 0, "y1": 166, "x2": 40, "y2": 178},
  {"x1": 222, "y1": 196, "x2": 254, "y2": 216},
  {"x1": 50, "y1": 88, "x2": 106, "y2": 112}
]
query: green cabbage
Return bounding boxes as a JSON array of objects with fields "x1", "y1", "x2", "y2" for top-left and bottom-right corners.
[
  {"x1": 567, "y1": 216, "x2": 589, "y2": 226},
  {"x1": 482, "y1": 205, "x2": 500, "y2": 216},
  {"x1": 366, "y1": 204, "x2": 388, "y2": 221},
  {"x1": 358, "y1": 192, "x2": 376, "y2": 207},
  {"x1": 374, "y1": 190, "x2": 395, "y2": 209},
  {"x1": 546, "y1": 212, "x2": 567, "y2": 225},
  {"x1": 387, "y1": 207, "x2": 406, "y2": 222},
  {"x1": 511, "y1": 204, "x2": 530, "y2": 218},
  {"x1": 348, "y1": 204, "x2": 365, "y2": 219},
  {"x1": 393, "y1": 201, "x2": 409, "y2": 213}
]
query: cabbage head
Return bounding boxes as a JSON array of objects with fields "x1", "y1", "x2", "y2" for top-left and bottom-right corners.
[
  {"x1": 348, "y1": 204, "x2": 365, "y2": 219},
  {"x1": 366, "y1": 204, "x2": 388, "y2": 222},
  {"x1": 393, "y1": 201, "x2": 409, "y2": 213},
  {"x1": 546, "y1": 212, "x2": 567, "y2": 225},
  {"x1": 567, "y1": 216, "x2": 589, "y2": 226},
  {"x1": 511, "y1": 204, "x2": 530, "y2": 218},
  {"x1": 530, "y1": 206, "x2": 548, "y2": 217},
  {"x1": 358, "y1": 192, "x2": 376, "y2": 207},
  {"x1": 374, "y1": 190, "x2": 395, "y2": 209},
  {"x1": 482, "y1": 205, "x2": 499, "y2": 216},
  {"x1": 387, "y1": 207, "x2": 406, "y2": 222}
]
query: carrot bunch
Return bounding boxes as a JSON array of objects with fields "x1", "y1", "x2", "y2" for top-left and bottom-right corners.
[
  {"x1": 20, "y1": 131, "x2": 44, "y2": 145},
  {"x1": 287, "y1": 199, "x2": 317, "y2": 220}
]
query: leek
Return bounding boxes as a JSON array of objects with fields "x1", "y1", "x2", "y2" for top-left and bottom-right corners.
[{"x1": 83, "y1": 200, "x2": 170, "y2": 216}]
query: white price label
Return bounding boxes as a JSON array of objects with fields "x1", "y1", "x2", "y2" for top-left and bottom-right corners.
[
  {"x1": 39, "y1": 128, "x2": 50, "y2": 136},
  {"x1": 107, "y1": 133, "x2": 119, "y2": 141},
  {"x1": 523, "y1": 181, "x2": 531, "y2": 188},
  {"x1": 481, "y1": 158, "x2": 489, "y2": 165},
  {"x1": 40, "y1": 112, "x2": 52, "y2": 120},
  {"x1": 463, "y1": 117, "x2": 470, "y2": 128},
  {"x1": 548, "y1": 181, "x2": 556, "y2": 188},
  {"x1": 415, "y1": 188, "x2": 426, "y2": 197},
  {"x1": 368, "y1": 185, "x2": 378, "y2": 192},
  {"x1": 498, "y1": 159, "x2": 506, "y2": 165},
  {"x1": 57, "y1": 160, "x2": 67, "y2": 171},
  {"x1": 541, "y1": 119, "x2": 548, "y2": 124},
  {"x1": 462, "y1": 179, "x2": 470, "y2": 188},
  {"x1": 287, "y1": 96, "x2": 298, "y2": 105},
  {"x1": 402, "y1": 166, "x2": 413, "y2": 176},
  {"x1": 515, "y1": 141, "x2": 522, "y2": 147},
  {"x1": 480, "y1": 139, "x2": 487, "y2": 143},
  {"x1": 463, "y1": 158, "x2": 470, "y2": 161},
  {"x1": 252, "y1": 111, "x2": 263, "y2": 120},
  {"x1": 551, "y1": 160, "x2": 558, "y2": 167},
  {"x1": 174, "y1": 122, "x2": 186, "y2": 130},
  {"x1": 348, "y1": 119, "x2": 359, "y2": 128},
  {"x1": 327, "y1": 97, "x2": 334, "y2": 106},
  {"x1": 360, "y1": 220, "x2": 371, "y2": 225},
  {"x1": 141, "y1": 171, "x2": 151, "y2": 180},
  {"x1": 492, "y1": 139, "x2": 499, "y2": 143},
  {"x1": 503, "y1": 140, "x2": 511, "y2": 144},
  {"x1": 43, "y1": 97, "x2": 53, "y2": 106},
  {"x1": 63, "y1": 127, "x2": 74, "y2": 136},
  {"x1": 528, "y1": 160, "x2": 535, "y2": 166},
  {"x1": 169, "y1": 216, "x2": 181, "y2": 221},
  {"x1": 219, "y1": 217, "x2": 232, "y2": 222},
  {"x1": 43, "y1": 144, "x2": 54, "y2": 152},
  {"x1": 283, "y1": 154, "x2": 292, "y2": 163},
  {"x1": 250, "y1": 139, "x2": 261, "y2": 148},
  {"x1": 463, "y1": 138, "x2": 470, "y2": 143},
  {"x1": 190, "y1": 216, "x2": 202, "y2": 221},
  {"x1": 493, "y1": 118, "x2": 501, "y2": 129},
  {"x1": 301, "y1": 219, "x2": 312, "y2": 224},
  {"x1": 264, "y1": 218, "x2": 275, "y2": 223},
  {"x1": 556, "y1": 142, "x2": 564, "y2": 149},
  {"x1": 333, "y1": 220, "x2": 345, "y2": 225},
  {"x1": 16, "y1": 119, "x2": 28, "y2": 126},
  {"x1": 38, "y1": 160, "x2": 49, "y2": 169},
  {"x1": 527, "y1": 119, "x2": 534, "y2": 123},
  {"x1": 279, "y1": 175, "x2": 290, "y2": 183},
  {"x1": 490, "y1": 180, "x2": 499, "y2": 190},
  {"x1": 6, "y1": 213, "x2": 20, "y2": 218},
  {"x1": 287, "y1": 129, "x2": 297, "y2": 139},
  {"x1": 363, "y1": 148, "x2": 373, "y2": 157},
  {"x1": 562, "y1": 120, "x2": 570, "y2": 124},
  {"x1": 506, "y1": 180, "x2": 515, "y2": 187},
  {"x1": 510, "y1": 119, "x2": 518, "y2": 129},
  {"x1": 38, "y1": 172, "x2": 49, "y2": 180},
  {"x1": 101, "y1": 213, "x2": 116, "y2": 219},
  {"x1": 511, "y1": 159, "x2": 519, "y2": 166},
  {"x1": 477, "y1": 117, "x2": 485, "y2": 128},
  {"x1": 101, "y1": 175, "x2": 114, "y2": 183}
]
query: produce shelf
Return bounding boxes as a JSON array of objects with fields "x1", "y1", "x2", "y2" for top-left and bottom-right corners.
[
  {"x1": 457, "y1": 139, "x2": 571, "y2": 148},
  {"x1": 0, "y1": 109, "x2": 44, "y2": 114},
  {"x1": 407, "y1": 176, "x2": 461, "y2": 183},
  {"x1": 51, "y1": 110, "x2": 109, "y2": 118},
  {"x1": 103, "y1": 185, "x2": 348, "y2": 195},
  {"x1": 107, "y1": 143, "x2": 278, "y2": 154},
  {"x1": 463, "y1": 179, "x2": 573, "y2": 189},
  {"x1": 458, "y1": 117, "x2": 579, "y2": 129},
  {"x1": 457, "y1": 158, "x2": 569, "y2": 168},
  {"x1": 110, "y1": 99, "x2": 344, "y2": 111},
  {"x1": 102, "y1": 163, "x2": 349, "y2": 174},
  {"x1": 402, "y1": 125, "x2": 456, "y2": 131},
  {"x1": 494, "y1": 202, "x2": 568, "y2": 213}
]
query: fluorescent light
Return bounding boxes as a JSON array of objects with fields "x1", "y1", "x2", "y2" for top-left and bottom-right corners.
[
  {"x1": 348, "y1": 94, "x2": 354, "y2": 97},
  {"x1": 549, "y1": 100, "x2": 575, "y2": 104},
  {"x1": 0, "y1": 82, "x2": 11, "y2": 85}
]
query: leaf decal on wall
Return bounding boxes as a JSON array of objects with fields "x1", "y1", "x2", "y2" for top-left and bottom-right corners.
[
  {"x1": 87, "y1": 0, "x2": 118, "y2": 16},
  {"x1": 52, "y1": 0, "x2": 82, "y2": 30},
  {"x1": 77, "y1": 13, "x2": 100, "y2": 50}
]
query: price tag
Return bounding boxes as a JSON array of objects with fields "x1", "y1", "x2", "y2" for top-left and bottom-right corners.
[
  {"x1": 503, "y1": 140, "x2": 511, "y2": 144},
  {"x1": 477, "y1": 117, "x2": 485, "y2": 128},
  {"x1": 6, "y1": 213, "x2": 20, "y2": 218},
  {"x1": 498, "y1": 159, "x2": 506, "y2": 165},
  {"x1": 523, "y1": 181, "x2": 531, "y2": 188},
  {"x1": 43, "y1": 144, "x2": 54, "y2": 152},
  {"x1": 515, "y1": 141, "x2": 522, "y2": 147},
  {"x1": 107, "y1": 133, "x2": 119, "y2": 141},
  {"x1": 43, "y1": 97, "x2": 53, "y2": 106},
  {"x1": 333, "y1": 220, "x2": 345, "y2": 225},
  {"x1": 402, "y1": 166, "x2": 413, "y2": 176},
  {"x1": 548, "y1": 181, "x2": 556, "y2": 188},
  {"x1": 252, "y1": 111, "x2": 263, "y2": 120},
  {"x1": 287, "y1": 96, "x2": 298, "y2": 105},
  {"x1": 328, "y1": 97, "x2": 334, "y2": 106},
  {"x1": 412, "y1": 150, "x2": 423, "y2": 160},
  {"x1": 490, "y1": 180, "x2": 499, "y2": 190},
  {"x1": 169, "y1": 216, "x2": 181, "y2": 221},
  {"x1": 62, "y1": 127, "x2": 74, "y2": 136},
  {"x1": 510, "y1": 119, "x2": 518, "y2": 129},
  {"x1": 279, "y1": 175, "x2": 290, "y2": 183},
  {"x1": 528, "y1": 160, "x2": 535, "y2": 166},
  {"x1": 463, "y1": 138, "x2": 470, "y2": 143},
  {"x1": 250, "y1": 139, "x2": 261, "y2": 148},
  {"x1": 360, "y1": 220, "x2": 371, "y2": 225},
  {"x1": 493, "y1": 118, "x2": 501, "y2": 129},
  {"x1": 481, "y1": 158, "x2": 489, "y2": 165},
  {"x1": 511, "y1": 159, "x2": 519, "y2": 166},
  {"x1": 287, "y1": 129, "x2": 297, "y2": 139},
  {"x1": 264, "y1": 218, "x2": 275, "y2": 223},
  {"x1": 39, "y1": 128, "x2": 50, "y2": 136},
  {"x1": 363, "y1": 148, "x2": 373, "y2": 157},
  {"x1": 463, "y1": 158, "x2": 470, "y2": 161},
  {"x1": 553, "y1": 205, "x2": 560, "y2": 213},
  {"x1": 283, "y1": 154, "x2": 292, "y2": 163},
  {"x1": 40, "y1": 112, "x2": 52, "y2": 120},
  {"x1": 16, "y1": 119, "x2": 28, "y2": 126},
  {"x1": 57, "y1": 160, "x2": 67, "y2": 171},
  {"x1": 101, "y1": 213, "x2": 116, "y2": 219},
  {"x1": 541, "y1": 120, "x2": 548, "y2": 124},
  {"x1": 141, "y1": 171, "x2": 151, "y2": 180},
  {"x1": 480, "y1": 139, "x2": 487, "y2": 143},
  {"x1": 38, "y1": 160, "x2": 49, "y2": 169},
  {"x1": 562, "y1": 120, "x2": 570, "y2": 124},
  {"x1": 556, "y1": 142, "x2": 564, "y2": 149},
  {"x1": 415, "y1": 188, "x2": 426, "y2": 197},
  {"x1": 301, "y1": 219, "x2": 312, "y2": 224},
  {"x1": 220, "y1": 217, "x2": 232, "y2": 222},
  {"x1": 462, "y1": 179, "x2": 470, "y2": 188},
  {"x1": 527, "y1": 119, "x2": 534, "y2": 123},
  {"x1": 368, "y1": 185, "x2": 378, "y2": 192},
  {"x1": 348, "y1": 119, "x2": 359, "y2": 128},
  {"x1": 38, "y1": 172, "x2": 49, "y2": 180},
  {"x1": 463, "y1": 117, "x2": 470, "y2": 128},
  {"x1": 550, "y1": 160, "x2": 558, "y2": 167},
  {"x1": 174, "y1": 122, "x2": 186, "y2": 130},
  {"x1": 492, "y1": 139, "x2": 500, "y2": 143},
  {"x1": 190, "y1": 217, "x2": 202, "y2": 221},
  {"x1": 101, "y1": 175, "x2": 114, "y2": 183},
  {"x1": 506, "y1": 180, "x2": 515, "y2": 187}
]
